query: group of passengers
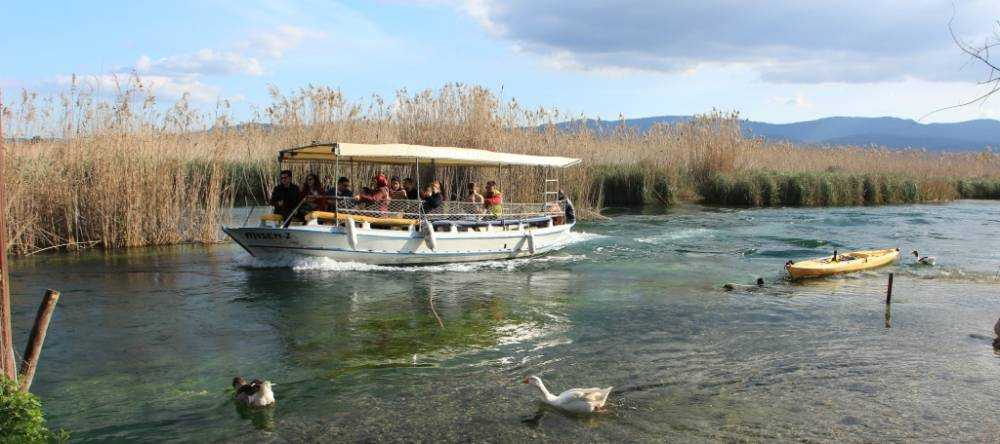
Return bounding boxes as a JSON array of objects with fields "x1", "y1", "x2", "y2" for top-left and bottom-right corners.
[{"x1": 270, "y1": 171, "x2": 503, "y2": 220}]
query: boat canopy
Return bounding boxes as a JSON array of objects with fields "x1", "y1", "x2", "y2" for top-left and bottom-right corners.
[{"x1": 278, "y1": 142, "x2": 581, "y2": 168}]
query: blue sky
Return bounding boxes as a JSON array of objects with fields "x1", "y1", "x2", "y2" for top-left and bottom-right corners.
[{"x1": 4, "y1": 0, "x2": 1000, "y2": 123}]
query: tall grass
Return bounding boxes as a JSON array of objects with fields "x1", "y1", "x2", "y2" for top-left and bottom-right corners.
[{"x1": 3, "y1": 79, "x2": 999, "y2": 253}]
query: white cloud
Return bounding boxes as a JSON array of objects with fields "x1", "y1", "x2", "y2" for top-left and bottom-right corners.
[
  {"x1": 135, "y1": 49, "x2": 264, "y2": 76},
  {"x1": 82, "y1": 24, "x2": 326, "y2": 102},
  {"x1": 460, "y1": 0, "x2": 501, "y2": 35},
  {"x1": 128, "y1": 25, "x2": 324, "y2": 79},
  {"x1": 54, "y1": 74, "x2": 221, "y2": 102},
  {"x1": 457, "y1": 0, "x2": 1000, "y2": 84},
  {"x1": 244, "y1": 25, "x2": 326, "y2": 59}
]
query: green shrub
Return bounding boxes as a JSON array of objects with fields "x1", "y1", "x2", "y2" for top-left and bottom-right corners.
[
  {"x1": 863, "y1": 176, "x2": 882, "y2": 205},
  {"x1": 0, "y1": 377, "x2": 67, "y2": 443},
  {"x1": 594, "y1": 167, "x2": 646, "y2": 206},
  {"x1": 696, "y1": 171, "x2": 972, "y2": 207},
  {"x1": 902, "y1": 180, "x2": 920, "y2": 203},
  {"x1": 845, "y1": 175, "x2": 865, "y2": 206},
  {"x1": 650, "y1": 174, "x2": 674, "y2": 205},
  {"x1": 753, "y1": 172, "x2": 779, "y2": 206},
  {"x1": 880, "y1": 176, "x2": 900, "y2": 203},
  {"x1": 957, "y1": 179, "x2": 1000, "y2": 199},
  {"x1": 779, "y1": 174, "x2": 812, "y2": 206},
  {"x1": 818, "y1": 177, "x2": 835, "y2": 206}
]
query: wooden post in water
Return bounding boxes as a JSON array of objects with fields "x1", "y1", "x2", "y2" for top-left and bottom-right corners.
[
  {"x1": 0, "y1": 90, "x2": 16, "y2": 382},
  {"x1": 884, "y1": 273, "x2": 893, "y2": 328},
  {"x1": 886, "y1": 273, "x2": 894, "y2": 305},
  {"x1": 18, "y1": 289, "x2": 59, "y2": 392}
]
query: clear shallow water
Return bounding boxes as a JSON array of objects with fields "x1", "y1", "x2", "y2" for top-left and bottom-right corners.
[{"x1": 9, "y1": 201, "x2": 1000, "y2": 442}]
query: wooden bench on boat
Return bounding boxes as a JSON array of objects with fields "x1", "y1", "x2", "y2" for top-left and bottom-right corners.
[{"x1": 304, "y1": 211, "x2": 418, "y2": 228}]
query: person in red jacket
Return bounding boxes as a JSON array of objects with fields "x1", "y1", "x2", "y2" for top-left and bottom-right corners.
[
  {"x1": 358, "y1": 174, "x2": 391, "y2": 213},
  {"x1": 483, "y1": 180, "x2": 502, "y2": 216}
]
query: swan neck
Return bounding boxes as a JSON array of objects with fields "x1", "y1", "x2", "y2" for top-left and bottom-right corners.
[{"x1": 534, "y1": 381, "x2": 556, "y2": 402}]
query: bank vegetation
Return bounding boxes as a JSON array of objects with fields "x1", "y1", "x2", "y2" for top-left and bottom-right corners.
[{"x1": 2, "y1": 79, "x2": 998, "y2": 254}]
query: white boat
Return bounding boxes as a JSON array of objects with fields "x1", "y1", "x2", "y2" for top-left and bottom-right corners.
[{"x1": 224, "y1": 142, "x2": 581, "y2": 265}]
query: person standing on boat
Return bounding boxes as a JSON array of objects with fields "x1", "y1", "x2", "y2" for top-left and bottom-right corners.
[
  {"x1": 559, "y1": 190, "x2": 576, "y2": 224},
  {"x1": 484, "y1": 180, "x2": 502, "y2": 216},
  {"x1": 270, "y1": 170, "x2": 301, "y2": 220}
]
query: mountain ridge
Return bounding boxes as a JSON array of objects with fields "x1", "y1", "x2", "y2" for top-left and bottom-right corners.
[{"x1": 556, "y1": 115, "x2": 1000, "y2": 151}]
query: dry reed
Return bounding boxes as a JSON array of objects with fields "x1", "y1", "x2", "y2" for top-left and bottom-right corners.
[{"x1": 2, "y1": 78, "x2": 999, "y2": 254}]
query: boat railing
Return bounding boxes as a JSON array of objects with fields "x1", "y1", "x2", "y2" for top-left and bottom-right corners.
[{"x1": 302, "y1": 196, "x2": 567, "y2": 224}]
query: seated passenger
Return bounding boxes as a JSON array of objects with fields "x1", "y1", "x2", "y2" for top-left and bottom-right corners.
[
  {"x1": 270, "y1": 170, "x2": 301, "y2": 220},
  {"x1": 422, "y1": 183, "x2": 444, "y2": 213},
  {"x1": 545, "y1": 201, "x2": 563, "y2": 225},
  {"x1": 335, "y1": 177, "x2": 353, "y2": 198},
  {"x1": 322, "y1": 175, "x2": 335, "y2": 195},
  {"x1": 466, "y1": 182, "x2": 484, "y2": 203},
  {"x1": 403, "y1": 178, "x2": 419, "y2": 200},
  {"x1": 389, "y1": 176, "x2": 409, "y2": 200},
  {"x1": 358, "y1": 174, "x2": 391, "y2": 212},
  {"x1": 331, "y1": 176, "x2": 354, "y2": 211},
  {"x1": 300, "y1": 173, "x2": 327, "y2": 212},
  {"x1": 483, "y1": 180, "x2": 502, "y2": 216}
]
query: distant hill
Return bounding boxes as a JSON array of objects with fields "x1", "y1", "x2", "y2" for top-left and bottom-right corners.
[{"x1": 555, "y1": 116, "x2": 1000, "y2": 151}]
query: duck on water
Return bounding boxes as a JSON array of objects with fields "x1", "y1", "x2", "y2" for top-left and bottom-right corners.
[
  {"x1": 232, "y1": 377, "x2": 275, "y2": 407},
  {"x1": 912, "y1": 250, "x2": 936, "y2": 266}
]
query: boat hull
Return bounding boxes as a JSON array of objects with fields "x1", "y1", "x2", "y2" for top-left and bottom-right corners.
[
  {"x1": 786, "y1": 248, "x2": 899, "y2": 279},
  {"x1": 223, "y1": 222, "x2": 575, "y2": 265}
]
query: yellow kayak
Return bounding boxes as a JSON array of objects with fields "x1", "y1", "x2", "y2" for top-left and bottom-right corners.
[{"x1": 785, "y1": 248, "x2": 899, "y2": 279}]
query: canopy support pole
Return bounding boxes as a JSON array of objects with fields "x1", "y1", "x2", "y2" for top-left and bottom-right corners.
[
  {"x1": 416, "y1": 157, "x2": 425, "y2": 220},
  {"x1": 334, "y1": 154, "x2": 340, "y2": 223}
]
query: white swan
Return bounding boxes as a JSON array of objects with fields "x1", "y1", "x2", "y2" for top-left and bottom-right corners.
[
  {"x1": 233, "y1": 377, "x2": 275, "y2": 407},
  {"x1": 523, "y1": 375, "x2": 612, "y2": 414},
  {"x1": 912, "y1": 250, "x2": 935, "y2": 266}
]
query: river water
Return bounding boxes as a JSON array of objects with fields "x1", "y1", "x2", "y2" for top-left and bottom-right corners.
[{"x1": 9, "y1": 201, "x2": 1000, "y2": 442}]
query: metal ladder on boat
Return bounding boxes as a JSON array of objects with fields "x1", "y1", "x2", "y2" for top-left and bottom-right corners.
[{"x1": 544, "y1": 179, "x2": 559, "y2": 204}]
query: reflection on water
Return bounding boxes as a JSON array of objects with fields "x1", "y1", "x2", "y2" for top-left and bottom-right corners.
[{"x1": 8, "y1": 201, "x2": 1000, "y2": 441}]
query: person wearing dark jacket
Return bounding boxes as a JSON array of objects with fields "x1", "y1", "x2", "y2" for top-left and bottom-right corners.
[
  {"x1": 271, "y1": 170, "x2": 301, "y2": 220},
  {"x1": 334, "y1": 177, "x2": 353, "y2": 197},
  {"x1": 403, "y1": 178, "x2": 419, "y2": 200},
  {"x1": 422, "y1": 182, "x2": 444, "y2": 213},
  {"x1": 558, "y1": 190, "x2": 575, "y2": 223}
]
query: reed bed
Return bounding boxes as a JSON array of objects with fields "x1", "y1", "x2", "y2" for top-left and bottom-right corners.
[{"x1": 2, "y1": 79, "x2": 999, "y2": 254}]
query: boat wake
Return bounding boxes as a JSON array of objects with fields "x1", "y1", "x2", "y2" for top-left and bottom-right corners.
[
  {"x1": 895, "y1": 265, "x2": 1000, "y2": 284},
  {"x1": 634, "y1": 228, "x2": 714, "y2": 244}
]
